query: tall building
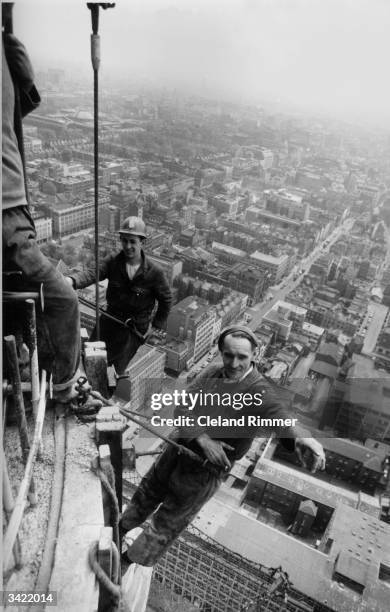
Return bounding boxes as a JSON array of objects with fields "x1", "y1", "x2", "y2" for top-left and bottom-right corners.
[
  {"x1": 100, "y1": 204, "x2": 125, "y2": 233},
  {"x1": 50, "y1": 196, "x2": 109, "y2": 237},
  {"x1": 51, "y1": 201, "x2": 96, "y2": 237},
  {"x1": 115, "y1": 345, "x2": 166, "y2": 413},
  {"x1": 167, "y1": 296, "x2": 216, "y2": 362},
  {"x1": 32, "y1": 215, "x2": 52, "y2": 243},
  {"x1": 374, "y1": 317, "x2": 390, "y2": 369},
  {"x1": 160, "y1": 338, "x2": 192, "y2": 374}
]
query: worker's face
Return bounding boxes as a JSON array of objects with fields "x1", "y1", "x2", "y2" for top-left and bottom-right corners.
[
  {"x1": 220, "y1": 335, "x2": 256, "y2": 380},
  {"x1": 120, "y1": 234, "x2": 143, "y2": 263}
]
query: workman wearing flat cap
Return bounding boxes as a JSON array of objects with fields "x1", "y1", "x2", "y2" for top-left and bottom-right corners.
[
  {"x1": 67, "y1": 217, "x2": 172, "y2": 373},
  {"x1": 121, "y1": 325, "x2": 326, "y2": 566}
]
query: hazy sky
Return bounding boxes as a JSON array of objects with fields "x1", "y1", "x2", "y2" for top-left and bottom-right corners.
[{"x1": 12, "y1": 0, "x2": 390, "y2": 127}]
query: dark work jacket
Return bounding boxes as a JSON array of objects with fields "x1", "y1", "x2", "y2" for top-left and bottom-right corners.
[
  {"x1": 175, "y1": 365, "x2": 309, "y2": 463},
  {"x1": 71, "y1": 250, "x2": 172, "y2": 333}
]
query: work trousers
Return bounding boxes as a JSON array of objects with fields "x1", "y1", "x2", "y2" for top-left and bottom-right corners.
[
  {"x1": 121, "y1": 444, "x2": 222, "y2": 566},
  {"x1": 90, "y1": 315, "x2": 143, "y2": 374},
  {"x1": 2, "y1": 206, "x2": 80, "y2": 389}
]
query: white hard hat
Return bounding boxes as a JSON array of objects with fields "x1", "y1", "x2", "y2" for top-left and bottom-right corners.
[{"x1": 119, "y1": 216, "x2": 146, "y2": 238}]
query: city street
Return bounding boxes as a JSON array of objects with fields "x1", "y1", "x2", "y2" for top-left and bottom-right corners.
[{"x1": 247, "y1": 216, "x2": 354, "y2": 332}]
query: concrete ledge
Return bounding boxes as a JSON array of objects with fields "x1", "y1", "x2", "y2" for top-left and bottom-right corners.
[{"x1": 49, "y1": 417, "x2": 104, "y2": 612}]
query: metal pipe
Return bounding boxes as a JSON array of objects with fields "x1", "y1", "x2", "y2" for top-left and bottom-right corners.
[
  {"x1": 3, "y1": 291, "x2": 40, "y2": 302},
  {"x1": 78, "y1": 296, "x2": 149, "y2": 341},
  {"x1": 4, "y1": 335, "x2": 37, "y2": 505},
  {"x1": 88, "y1": 3, "x2": 101, "y2": 340},
  {"x1": 93, "y1": 61, "x2": 100, "y2": 340},
  {"x1": 86, "y1": 3, "x2": 114, "y2": 339},
  {"x1": 119, "y1": 406, "x2": 220, "y2": 473},
  {"x1": 3, "y1": 381, "x2": 49, "y2": 396}
]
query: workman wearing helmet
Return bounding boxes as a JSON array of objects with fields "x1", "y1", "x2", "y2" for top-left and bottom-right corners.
[
  {"x1": 67, "y1": 217, "x2": 172, "y2": 373},
  {"x1": 120, "y1": 326, "x2": 326, "y2": 566}
]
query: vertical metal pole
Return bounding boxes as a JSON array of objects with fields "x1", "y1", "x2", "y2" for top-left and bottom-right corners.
[
  {"x1": 93, "y1": 66, "x2": 100, "y2": 340},
  {"x1": 87, "y1": 4, "x2": 114, "y2": 339},
  {"x1": 89, "y1": 3, "x2": 101, "y2": 340},
  {"x1": 4, "y1": 335, "x2": 37, "y2": 505}
]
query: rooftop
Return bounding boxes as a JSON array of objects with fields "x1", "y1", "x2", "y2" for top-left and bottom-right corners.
[
  {"x1": 322, "y1": 438, "x2": 384, "y2": 472},
  {"x1": 250, "y1": 251, "x2": 289, "y2": 266},
  {"x1": 274, "y1": 299, "x2": 307, "y2": 317},
  {"x1": 302, "y1": 322, "x2": 325, "y2": 336},
  {"x1": 193, "y1": 496, "x2": 388, "y2": 611},
  {"x1": 252, "y1": 457, "x2": 378, "y2": 512},
  {"x1": 325, "y1": 504, "x2": 390, "y2": 589},
  {"x1": 211, "y1": 242, "x2": 246, "y2": 258}
]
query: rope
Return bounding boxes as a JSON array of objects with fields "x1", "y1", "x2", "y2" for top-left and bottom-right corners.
[
  {"x1": 78, "y1": 296, "x2": 149, "y2": 342},
  {"x1": 88, "y1": 455, "x2": 124, "y2": 610},
  {"x1": 88, "y1": 541, "x2": 121, "y2": 611},
  {"x1": 91, "y1": 460, "x2": 120, "y2": 559}
]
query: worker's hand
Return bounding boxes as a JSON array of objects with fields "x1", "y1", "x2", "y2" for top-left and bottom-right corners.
[
  {"x1": 196, "y1": 433, "x2": 234, "y2": 470},
  {"x1": 295, "y1": 437, "x2": 326, "y2": 473},
  {"x1": 148, "y1": 326, "x2": 165, "y2": 341},
  {"x1": 3, "y1": 33, "x2": 35, "y2": 92}
]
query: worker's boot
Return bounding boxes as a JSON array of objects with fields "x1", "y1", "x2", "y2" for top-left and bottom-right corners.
[
  {"x1": 53, "y1": 376, "x2": 102, "y2": 421},
  {"x1": 121, "y1": 525, "x2": 143, "y2": 570}
]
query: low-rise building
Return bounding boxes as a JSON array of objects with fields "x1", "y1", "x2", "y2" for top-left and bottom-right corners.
[{"x1": 249, "y1": 251, "x2": 289, "y2": 284}]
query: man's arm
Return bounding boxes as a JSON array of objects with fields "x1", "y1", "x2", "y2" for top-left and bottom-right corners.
[
  {"x1": 67, "y1": 255, "x2": 111, "y2": 290},
  {"x1": 195, "y1": 434, "x2": 234, "y2": 470},
  {"x1": 295, "y1": 437, "x2": 326, "y2": 473},
  {"x1": 173, "y1": 367, "x2": 234, "y2": 469},
  {"x1": 3, "y1": 34, "x2": 40, "y2": 117},
  {"x1": 152, "y1": 269, "x2": 172, "y2": 330},
  {"x1": 258, "y1": 378, "x2": 326, "y2": 473}
]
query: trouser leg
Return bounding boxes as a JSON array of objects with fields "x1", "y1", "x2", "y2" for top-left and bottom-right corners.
[
  {"x1": 121, "y1": 444, "x2": 179, "y2": 532},
  {"x1": 126, "y1": 456, "x2": 222, "y2": 566},
  {"x1": 93, "y1": 317, "x2": 142, "y2": 374},
  {"x1": 2, "y1": 206, "x2": 80, "y2": 387}
]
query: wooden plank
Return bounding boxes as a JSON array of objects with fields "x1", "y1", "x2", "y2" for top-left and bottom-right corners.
[{"x1": 49, "y1": 415, "x2": 104, "y2": 612}]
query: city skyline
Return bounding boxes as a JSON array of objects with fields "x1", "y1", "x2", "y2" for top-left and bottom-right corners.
[{"x1": 13, "y1": 0, "x2": 390, "y2": 130}]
